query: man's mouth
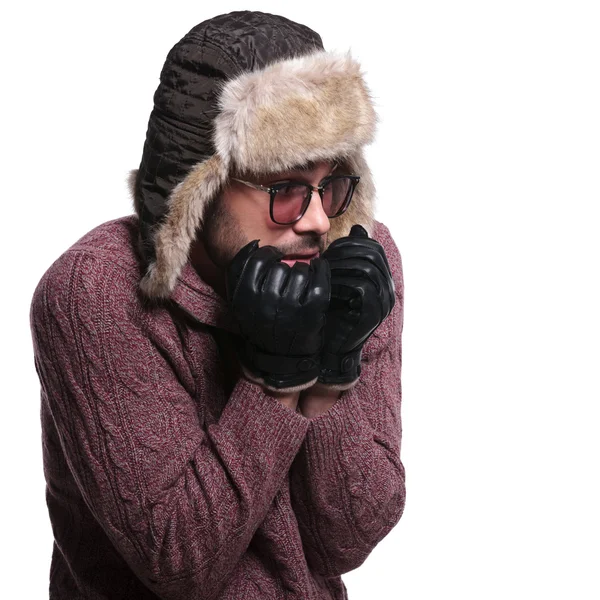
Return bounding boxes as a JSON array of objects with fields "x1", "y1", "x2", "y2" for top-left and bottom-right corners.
[{"x1": 281, "y1": 252, "x2": 320, "y2": 267}]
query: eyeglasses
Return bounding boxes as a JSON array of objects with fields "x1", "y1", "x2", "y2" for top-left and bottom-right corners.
[{"x1": 231, "y1": 174, "x2": 360, "y2": 225}]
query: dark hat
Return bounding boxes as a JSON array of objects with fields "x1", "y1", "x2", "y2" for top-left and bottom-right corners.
[{"x1": 129, "y1": 10, "x2": 378, "y2": 299}]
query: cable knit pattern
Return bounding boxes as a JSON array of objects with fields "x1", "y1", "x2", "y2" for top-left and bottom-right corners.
[{"x1": 29, "y1": 215, "x2": 405, "y2": 599}]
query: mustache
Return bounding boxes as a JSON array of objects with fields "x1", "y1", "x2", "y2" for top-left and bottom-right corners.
[{"x1": 275, "y1": 235, "x2": 325, "y2": 256}]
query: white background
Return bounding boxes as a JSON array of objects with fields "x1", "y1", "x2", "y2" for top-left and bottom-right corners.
[{"x1": 1, "y1": 1, "x2": 599, "y2": 598}]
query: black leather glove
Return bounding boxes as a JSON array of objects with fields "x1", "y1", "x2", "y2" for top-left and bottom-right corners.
[
  {"x1": 226, "y1": 240, "x2": 331, "y2": 392},
  {"x1": 319, "y1": 224, "x2": 395, "y2": 389}
]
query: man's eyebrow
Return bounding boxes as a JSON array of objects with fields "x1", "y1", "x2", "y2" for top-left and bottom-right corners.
[
  {"x1": 262, "y1": 162, "x2": 337, "y2": 184},
  {"x1": 264, "y1": 173, "x2": 305, "y2": 183},
  {"x1": 290, "y1": 160, "x2": 320, "y2": 172},
  {"x1": 264, "y1": 163, "x2": 316, "y2": 181}
]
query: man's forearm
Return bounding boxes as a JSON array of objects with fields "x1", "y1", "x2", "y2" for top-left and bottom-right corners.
[
  {"x1": 298, "y1": 383, "x2": 342, "y2": 418},
  {"x1": 262, "y1": 387, "x2": 301, "y2": 412}
]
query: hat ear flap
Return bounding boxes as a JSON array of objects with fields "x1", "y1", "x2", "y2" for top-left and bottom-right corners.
[
  {"x1": 139, "y1": 155, "x2": 229, "y2": 299},
  {"x1": 327, "y1": 151, "x2": 376, "y2": 245}
]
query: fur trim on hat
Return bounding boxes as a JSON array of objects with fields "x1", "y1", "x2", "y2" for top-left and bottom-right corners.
[
  {"x1": 134, "y1": 49, "x2": 378, "y2": 299},
  {"x1": 214, "y1": 50, "x2": 377, "y2": 174}
]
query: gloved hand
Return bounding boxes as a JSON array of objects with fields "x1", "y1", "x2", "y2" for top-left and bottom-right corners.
[
  {"x1": 226, "y1": 240, "x2": 331, "y2": 392},
  {"x1": 319, "y1": 224, "x2": 395, "y2": 389}
]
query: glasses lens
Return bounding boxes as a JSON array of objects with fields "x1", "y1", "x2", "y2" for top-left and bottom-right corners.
[
  {"x1": 322, "y1": 177, "x2": 353, "y2": 217},
  {"x1": 272, "y1": 184, "x2": 310, "y2": 224}
]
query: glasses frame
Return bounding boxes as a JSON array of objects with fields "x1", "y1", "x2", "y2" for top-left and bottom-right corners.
[{"x1": 231, "y1": 174, "x2": 361, "y2": 225}]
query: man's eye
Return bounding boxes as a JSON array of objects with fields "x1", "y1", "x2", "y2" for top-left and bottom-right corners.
[
  {"x1": 280, "y1": 184, "x2": 299, "y2": 193},
  {"x1": 275, "y1": 184, "x2": 308, "y2": 199}
]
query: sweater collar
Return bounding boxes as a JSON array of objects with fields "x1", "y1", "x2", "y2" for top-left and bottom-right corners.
[{"x1": 169, "y1": 260, "x2": 240, "y2": 334}]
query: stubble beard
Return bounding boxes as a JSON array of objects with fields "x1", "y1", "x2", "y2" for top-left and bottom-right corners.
[
  {"x1": 201, "y1": 197, "x2": 327, "y2": 268},
  {"x1": 201, "y1": 198, "x2": 248, "y2": 269}
]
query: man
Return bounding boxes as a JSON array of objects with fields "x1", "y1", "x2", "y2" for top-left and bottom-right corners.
[{"x1": 29, "y1": 10, "x2": 406, "y2": 600}]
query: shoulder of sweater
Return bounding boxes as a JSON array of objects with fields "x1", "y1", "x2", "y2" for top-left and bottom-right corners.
[
  {"x1": 371, "y1": 219, "x2": 399, "y2": 252},
  {"x1": 357, "y1": 220, "x2": 404, "y2": 360},
  {"x1": 371, "y1": 219, "x2": 404, "y2": 299},
  {"x1": 67, "y1": 214, "x2": 143, "y2": 272},
  {"x1": 31, "y1": 215, "x2": 147, "y2": 320},
  {"x1": 39, "y1": 214, "x2": 141, "y2": 278}
]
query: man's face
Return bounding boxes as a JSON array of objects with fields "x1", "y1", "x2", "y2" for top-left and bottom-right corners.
[{"x1": 201, "y1": 160, "x2": 334, "y2": 269}]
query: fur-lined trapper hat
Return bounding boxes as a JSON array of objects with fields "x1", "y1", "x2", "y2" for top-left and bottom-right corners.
[{"x1": 129, "y1": 10, "x2": 378, "y2": 299}]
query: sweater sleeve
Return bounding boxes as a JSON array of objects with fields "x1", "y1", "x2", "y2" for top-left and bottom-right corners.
[
  {"x1": 29, "y1": 251, "x2": 310, "y2": 600},
  {"x1": 288, "y1": 223, "x2": 406, "y2": 577}
]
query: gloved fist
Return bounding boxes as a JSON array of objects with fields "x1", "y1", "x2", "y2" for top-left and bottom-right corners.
[
  {"x1": 226, "y1": 240, "x2": 331, "y2": 392},
  {"x1": 319, "y1": 224, "x2": 395, "y2": 388}
]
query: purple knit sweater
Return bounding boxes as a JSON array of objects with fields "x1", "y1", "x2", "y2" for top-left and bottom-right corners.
[{"x1": 29, "y1": 215, "x2": 405, "y2": 600}]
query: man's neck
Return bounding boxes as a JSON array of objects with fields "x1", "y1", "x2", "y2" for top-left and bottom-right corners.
[{"x1": 189, "y1": 237, "x2": 227, "y2": 299}]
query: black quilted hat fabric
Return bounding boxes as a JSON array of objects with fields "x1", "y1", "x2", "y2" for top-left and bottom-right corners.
[{"x1": 133, "y1": 11, "x2": 324, "y2": 264}]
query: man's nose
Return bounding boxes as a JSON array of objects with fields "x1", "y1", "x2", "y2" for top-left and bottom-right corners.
[{"x1": 293, "y1": 189, "x2": 330, "y2": 235}]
